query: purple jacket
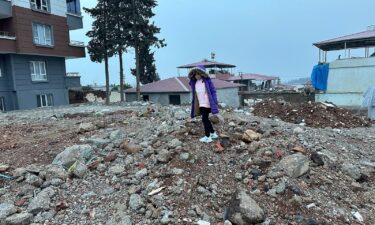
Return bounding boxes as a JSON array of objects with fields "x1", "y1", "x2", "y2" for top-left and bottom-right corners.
[{"x1": 189, "y1": 78, "x2": 219, "y2": 118}]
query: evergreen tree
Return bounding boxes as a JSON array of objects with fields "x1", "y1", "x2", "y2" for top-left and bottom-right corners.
[
  {"x1": 131, "y1": 43, "x2": 160, "y2": 84},
  {"x1": 129, "y1": 0, "x2": 166, "y2": 100},
  {"x1": 84, "y1": 0, "x2": 115, "y2": 105}
]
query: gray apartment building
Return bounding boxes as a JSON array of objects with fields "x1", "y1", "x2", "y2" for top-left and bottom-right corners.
[{"x1": 0, "y1": 0, "x2": 85, "y2": 111}]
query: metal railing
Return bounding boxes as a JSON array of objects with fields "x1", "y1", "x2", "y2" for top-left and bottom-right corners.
[
  {"x1": 0, "y1": 31, "x2": 15, "y2": 40},
  {"x1": 69, "y1": 40, "x2": 85, "y2": 47},
  {"x1": 66, "y1": 72, "x2": 80, "y2": 77}
]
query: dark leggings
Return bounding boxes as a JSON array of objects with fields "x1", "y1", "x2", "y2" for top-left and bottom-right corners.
[{"x1": 200, "y1": 107, "x2": 215, "y2": 137}]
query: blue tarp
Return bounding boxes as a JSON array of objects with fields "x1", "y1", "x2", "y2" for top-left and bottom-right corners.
[{"x1": 311, "y1": 63, "x2": 329, "y2": 91}]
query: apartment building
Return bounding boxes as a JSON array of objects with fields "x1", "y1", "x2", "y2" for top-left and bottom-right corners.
[{"x1": 0, "y1": 0, "x2": 85, "y2": 111}]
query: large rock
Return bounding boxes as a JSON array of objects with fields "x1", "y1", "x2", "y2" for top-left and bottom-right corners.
[
  {"x1": 25, "y1": 174, "x2": 43, "y2": 187},
  {"x1": 52, "y1": 144, "x2": 93, "y2": 168},
  {"x1": 5, "y1": 213, "x2": 33, "y2": 225},
  {"x1": 174, "y1": 110, "x2": 188, "y2": 120},
  {"x1": 0, "y1": 203, "x2": 17, "y2": 220},
  {"x1": 168, "y1": 139, "x2": 182, "y2": 149},
  {"x1": 227, "y1": 189, "x2": 265, "y2": 224},
  {"x1": 27, "y1": 187, "x2": 56, "y2": 215},
  {"x1": 68, "y1": 161, "x2": 88, "y2": 178},
  {"x1": 242, "y1": 130, "x2": 261, "y2": 143},
  {"x1": 271, "y1": 153, "x2": 309, "y2": 178}
]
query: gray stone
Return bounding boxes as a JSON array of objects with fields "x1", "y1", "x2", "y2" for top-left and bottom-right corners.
[
  {"x1": 235, "y1": 172, "x2": 243, "y2": 181},
  {"x1": 224, "y1": 220, "x2": 233, "y2": 225},
  {"x1": 52, "y1": 144, "x2": 93, "y2": 168},
  {"x1": 109, "y1": 165, "x2": 125, "y2": 175},
  {"x1": 135, "y1": 168, "x2": 148, "y2": 180},
  {"x1": 266, "y1": 189, "x2": 277, "y2": 198},
  {"x1": 78, "y1": 122, "x2": 96, "y2": 133},
  {"x1": 174, "y1": 111, "x2": 188, "y2": 120},
  {"x1": 157, "y1": 149, "x2": 171, "y2": 163},
  {"x1": 86, "y1": 138, "x2": 110, "y2": 147},
  {"x1": 25, "y1": 174, "x2": 43, "y2": 187},
  {"x1": 273, "y1": 153, "x2": 309, "y2": 178},
  {"x1": 71, "y1": 161, "x2": 88, "y2": 178},
  {"x1": 106, "y1": 215, "x2": 133, "y2": 225},
  {"x1": 44, "y1": 165, "x2": 68, "y2": 181},
  {"x1": 4, "y1": 213, "x2": 33, "y2": 225},
  {"x1": 129, "y1": 194, "x2": 144, "y2": 210},
  {"x1": 227, "y1": 189, "x2": 265, "y2": 225},
  {"x1": 102, "y1": 187, "x2": 115, "y2": 195},
  {"x1": 342, "y1": 163, "x2": 361, "y2": 180},
  {"x1": 179, "y1": 153, "x2": 190, "y2": 161},
  {"x1": 172, "y1": 168, "x2": 184, "y2": 175},
  {"x1": 50, "y1": 178, "x2": 64, "y2": 187},
  {"x1": 27, "y1": 187, "x2": 56, "y2": 215},
  {"x1": 109, "y1": 130, "x2": 123, "y2": 141},
  {"x1": 275, "y1": 181, "x2": 286, "y2": 194},
  {"x1": 97, "y1": 163, "x2": 107, "y2": 172},
  {"x1": 197, "y1": 220, "x2": 210, "y2": 225},
  {"x1": 0, "y1": 203, "x2": 17, "y2": 220},
  {"x1": 169, "y1": 139, "x2": 182, "y2": 149},
  {"x1": 293, "y1": 127, "x2": 304, "y2": 134}
]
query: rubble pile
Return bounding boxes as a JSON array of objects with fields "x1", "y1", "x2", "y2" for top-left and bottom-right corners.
[
  {"x1": 0, "y1": 103, "x2": 374, "y2": 225},
  {"x1": 253, "y1": 99, "x2": 369, "y2": 128}
]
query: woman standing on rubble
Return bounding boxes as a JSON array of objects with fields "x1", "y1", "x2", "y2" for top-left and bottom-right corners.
[{"x1": 189, "y1": 65, "x2": 219, "y2": 143}]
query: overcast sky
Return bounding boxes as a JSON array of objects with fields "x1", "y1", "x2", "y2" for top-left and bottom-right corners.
[{"x1": 66, "y1": 0, "x2": 375, "y2": 86}]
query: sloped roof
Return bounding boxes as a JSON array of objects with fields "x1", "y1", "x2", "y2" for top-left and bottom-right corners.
[
  {"x1": 314, "y1": 29, "x2": 375, "y2": 51},
  {"x1": 124, "y1": 77, "x2": 244, "y2": 93},
  {"x1": 225, "y1": 73, "x2": 278, "y2": 81},
  {"x1": 177, "y1": 59, "x2": 236, "y2": 69}
]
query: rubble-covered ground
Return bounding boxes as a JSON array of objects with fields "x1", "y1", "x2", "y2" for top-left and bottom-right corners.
[
  {"x1": 253, "y1": 99, "x2": 369, "y2": 128},
  {"x1": 0, "y1": 102, "x2": 374, "y2": 225}
]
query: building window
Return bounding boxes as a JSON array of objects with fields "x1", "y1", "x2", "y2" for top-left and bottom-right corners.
[
  {"x1": 67, "y1": 0, "x2": 81, "y2": 15},
  {"x1": 30, "y1": 0, "x2": 49, "y2": 12},
  {"x1": 169, "y1": 95, "x2": 181, "y2": 105},
  {"x1": 0, "y1": 66, "x2": 2, "y2": 77},
  {"x1": 142, "y1": 95, "x2": 149, "y2": 101},
  {"x1": 32, "y1": 23, "x2": 53, "y2": 46},
  {"x1": 37, "y1": 94, "x2": 53, "y2": 107},
  {"x1": 30, "y1": 61, "x2": 47, "y2": 81}
]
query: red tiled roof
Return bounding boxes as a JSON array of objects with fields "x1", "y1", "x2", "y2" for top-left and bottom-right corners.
[
  {"x1": 225, "y1": 73, "x2": 278, "y2": 81},
  {"x1": 177, "y1": 59, "x2": 236, "y2": 69},
  {"x1": 124, "y1": 77, "x2": 244, "y2": 93}
]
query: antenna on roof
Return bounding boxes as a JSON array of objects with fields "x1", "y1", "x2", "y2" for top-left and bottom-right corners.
[
  {"x1": 367, "y1": 25, "x2": 375, "y2": 31},
  {"x1": 211, "y1": 52, "x2": 216, "y2": 61}
]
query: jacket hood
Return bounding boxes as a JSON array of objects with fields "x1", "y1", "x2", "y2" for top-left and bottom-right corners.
[{"x1": 188, "y1": 67, "x2": 209, "y2": 80}]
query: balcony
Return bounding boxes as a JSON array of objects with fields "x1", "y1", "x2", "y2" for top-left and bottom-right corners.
[
  {"x1": 67, "y1": 0, "x2": 83, "y2": 30},
  {"x1": 67, "y1": 40, "x2": 85, "y2": 58},
  {"x1": 65, "y1": 72, "x2": 81, "y2": 89},
  {"x1": 0, "y1": 0, "x2": 12, "y2": 19},
  {"x1": 69, "y1": 40, "x2": 84, "y2": 47},
  {"x1": 0, "y1": 31, "x2": 16, "y2": 53}
]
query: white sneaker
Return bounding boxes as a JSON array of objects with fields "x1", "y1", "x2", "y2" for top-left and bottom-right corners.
[
  {"x1": 210, "y1": 132, "x2": 218, "y2": 139},
  {"x1": 199, "y1": 136, "x2": 213, "y2": 143}
]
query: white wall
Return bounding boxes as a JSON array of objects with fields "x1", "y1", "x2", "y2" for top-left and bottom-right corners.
[
  {"x1": 12, "y1": 0, "x2": 67, "y2": 17},
  {"x1": 316, "y1": 57, "x2": 375, "y2": 107}
]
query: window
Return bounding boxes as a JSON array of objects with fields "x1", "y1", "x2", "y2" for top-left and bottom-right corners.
[
  {"x1": 30, "y1": 0, "x2": 49, "y2": 12},
  {"x1": 30, "y1": 61, "x2": 47, "y2": 81},
  {"x1": 32, "y1": 23, "x2": 53, "y2": 46},
  {"x1": 0, "y1": 66, "x2": 2, "y2": 77},
  {"x1": 169, "y1": 95, "x2": 181, "y2": 105},
  {"x1": 0, "y1": 97, "x2": 4, "y2": 112},
  {"x1": 142, "y1": 95, "x2": 149, "y2": 101},
  {"x1": 37, "y1": 94, "x2": 53, "y2": 107},
  {"x1": 67, "y1": 0, "x2": 81, "y2": 15}
]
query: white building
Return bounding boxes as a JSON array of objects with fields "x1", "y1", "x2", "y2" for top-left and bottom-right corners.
[{"x1": 312, "y1": 26, "x2": 375, "y2": 108}]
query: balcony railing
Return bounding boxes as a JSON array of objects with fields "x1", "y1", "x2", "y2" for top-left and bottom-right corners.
[
  {"x1": 0, "y1": 31, "x2": 15, "y2": 40},
  {"x1": 66, "y1": 72, "x2": 80, "y2": 77},
  {"x1": 69, "y1": 40, "x2": 84, "y2": 47}
]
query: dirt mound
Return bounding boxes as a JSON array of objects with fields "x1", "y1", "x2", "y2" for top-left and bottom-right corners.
[{"x1": 253, "y1": 99, "x2": 369, "y2": 128}]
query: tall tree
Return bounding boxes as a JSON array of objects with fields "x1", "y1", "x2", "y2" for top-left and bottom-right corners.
[
  {"x1": 130, "y1": 0, "x2": 166, "y2": 100},
  {"x1": 131, "y1": 43, "x2": 160, "y2": 84},
  {"x1": 85, "y1": 0, "x2": 115, "y2": 105},
  {"x1": 111, "y1": 0, "x2": 133, "y2": 102}
]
